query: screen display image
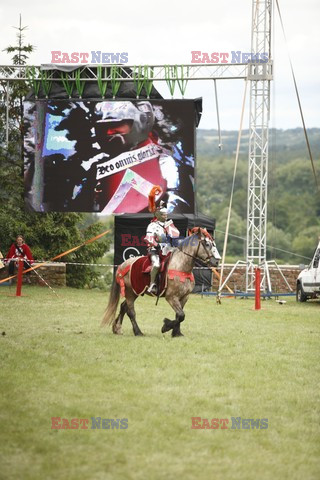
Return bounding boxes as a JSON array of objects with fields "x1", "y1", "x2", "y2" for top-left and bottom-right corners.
[{"x1": 24, "y1": 100, "x2": 197, "y2": 214}]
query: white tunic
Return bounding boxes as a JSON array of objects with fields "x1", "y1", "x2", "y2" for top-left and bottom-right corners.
[{"x1": 145, "y1": 219, "x2": 180, "y2": 256}]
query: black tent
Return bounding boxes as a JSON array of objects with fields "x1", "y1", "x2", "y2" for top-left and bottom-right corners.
[{"x1": 114, "y1": 213, "x2": 216, "y2": 292}]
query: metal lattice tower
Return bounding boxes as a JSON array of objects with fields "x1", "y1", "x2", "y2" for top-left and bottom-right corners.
[{"x1": 246, "y1": 0, "x2": 273, "y2": 291}]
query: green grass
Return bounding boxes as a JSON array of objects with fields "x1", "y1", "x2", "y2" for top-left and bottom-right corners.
[{"x1": 0, "y1": 286, "x2": 319, "y2": 480}]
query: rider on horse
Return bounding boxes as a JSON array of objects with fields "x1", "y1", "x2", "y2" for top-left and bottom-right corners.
[{"x1": 145, "y1": 186, "x2": 180, "y2": 294}]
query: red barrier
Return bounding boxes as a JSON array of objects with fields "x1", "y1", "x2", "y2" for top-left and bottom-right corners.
[
  {"x1": 16, "y1": 259, "x2": 24, "y2": 297},
  {"x1": 255, "y1": 267, "x2": 261, "y2": 310}
]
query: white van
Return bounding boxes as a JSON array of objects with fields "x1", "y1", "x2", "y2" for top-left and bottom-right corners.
[{"x1": 296, "y1": 240, "x2": 320, "y2": 302}]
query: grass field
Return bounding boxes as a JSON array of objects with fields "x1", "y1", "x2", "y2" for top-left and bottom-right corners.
[{"x1": 0, "y1": 285, "x2": 319, "y2": 480}]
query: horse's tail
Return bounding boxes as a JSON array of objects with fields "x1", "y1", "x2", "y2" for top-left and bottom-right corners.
[{"x1": 101, "y1": 278, "x2": 120, "y2": 327}]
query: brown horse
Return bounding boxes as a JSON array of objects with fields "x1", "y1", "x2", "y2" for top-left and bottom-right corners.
[{"x1": 101, "y1": 227, "x2": 221, "y2": 337}]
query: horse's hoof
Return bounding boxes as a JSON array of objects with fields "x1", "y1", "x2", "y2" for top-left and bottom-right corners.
[
  {"x1": 161, "y1": 318, "x2": 173, "y2": 333},
  {"x1": 112, "y1": 329, "x2": 123, "y2": 335},
  {"x1": 134, "y1": 331, "x2": 144, "y2": 337},
  {"x1": 112, "y1": 325, "x2": 123, "y2": 335},
  {"x1": 172, "y1": 331, "x2": 184, "y2": 337}
]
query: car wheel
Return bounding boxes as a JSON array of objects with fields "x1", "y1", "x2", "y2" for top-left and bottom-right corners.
[{"x1": 296, "y1": 283, "x2": 307, "y2": 302}]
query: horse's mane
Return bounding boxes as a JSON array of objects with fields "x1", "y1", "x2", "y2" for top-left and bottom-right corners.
[
  {"x1": 175, "y1": 227, "x2": 213, "y2": 250},
  {"x1": 188, "y1": 227, "x2": 213, "y2": 241}
]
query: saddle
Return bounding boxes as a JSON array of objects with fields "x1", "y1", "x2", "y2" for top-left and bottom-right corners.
[
  {"x1": 130, "y1": 252, "x2": 171, "y2": 297},
  {"x1": 116, "y1": 253, "x2": 195, "y2": 298}
]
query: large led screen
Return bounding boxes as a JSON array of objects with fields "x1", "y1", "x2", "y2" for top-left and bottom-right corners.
[{"x1": 24, "y1": 100, "x2": 197, "y2": 214}]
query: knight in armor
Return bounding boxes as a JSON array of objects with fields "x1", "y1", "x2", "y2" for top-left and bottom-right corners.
[{"x1": 144, "y1": 186, "x2": 180, "y2": 295}]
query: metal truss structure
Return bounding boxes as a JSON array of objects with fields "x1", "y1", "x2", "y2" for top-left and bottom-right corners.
[
  {"x1": 0, "y1": 63, "x2": 249, "y2": 82},
  {"x1": 0, "y1": 0, "x2": 274, "y2": 293},
  {"x1": 246, "y1": 0, "x2": 272, "y2": 291}
]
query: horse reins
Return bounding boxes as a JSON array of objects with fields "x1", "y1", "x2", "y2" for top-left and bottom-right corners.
[{"x1": 177, "y1": 238, "x2": 215, "y2": 264}]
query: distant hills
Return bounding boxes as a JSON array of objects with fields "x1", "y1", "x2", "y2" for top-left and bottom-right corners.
[
  {"x1": 197, "y1": 127, "x2": 320, "y2": 160},
  {"x1": 195, "y1": 128, "x2": 320, "y2": 263}
]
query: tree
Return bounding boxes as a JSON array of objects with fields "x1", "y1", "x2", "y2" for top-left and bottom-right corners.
[
  {"x1": 215, "y1": 208, "x2": 247, "y2": 259},
  {"x1": 0, "y1": 18, "x2": 111, "y2": 287},
  {"x1": 292, "y1": 226, "x2": 320, "y2": 261},
  {"x1": 266, "y1": 222, "x2": 293, "y2": 263}
]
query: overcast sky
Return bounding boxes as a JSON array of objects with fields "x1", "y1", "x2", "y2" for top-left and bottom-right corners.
[{"x1": 1, "y1": 0, "x2": 319, "y2": 130}]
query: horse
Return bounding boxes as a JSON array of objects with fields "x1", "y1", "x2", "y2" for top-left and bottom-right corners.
[{"x1": 101, "y1": 227, "x2": 221, "y2": 337}]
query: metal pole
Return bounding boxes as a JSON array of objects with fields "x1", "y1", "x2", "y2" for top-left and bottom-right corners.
[
  {"x1": 6, "y1": 81, "x2": 10, "y2": 147},
  {"x1": 214, "y1": 79, "x2": 223, "y2": 149}
]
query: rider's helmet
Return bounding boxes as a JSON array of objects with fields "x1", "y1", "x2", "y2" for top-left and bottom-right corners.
[
  {"x1": 94, "y1": 101, "x2": 154, "y2": 154},
  {"x1": 148, "y1": 185, "x2": 167, "y2": 222}
]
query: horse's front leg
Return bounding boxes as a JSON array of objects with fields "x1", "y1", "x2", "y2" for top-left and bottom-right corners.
[
  {"x1": 163, "y1": 294, "x2": 189, "y2": 337},
  {"x1": 172, "y1": 313, "x2": 184, "y2": 337},
  {"x1": 172, "y1": 294, "x2": 189, "y2": 337}
]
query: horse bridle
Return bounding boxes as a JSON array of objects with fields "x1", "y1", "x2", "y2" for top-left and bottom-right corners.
[{"x1": 177, "y1": 237, "x2": 216, "y2": 265}]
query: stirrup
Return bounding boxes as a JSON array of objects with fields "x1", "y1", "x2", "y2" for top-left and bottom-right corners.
[{"x1": 147, "y1": 283, "x2": 157, "y2": 294}]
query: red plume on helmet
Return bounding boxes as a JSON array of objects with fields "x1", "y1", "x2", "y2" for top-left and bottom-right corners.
[
  {"x1": 148, "y1": 185, "x2": 163, "y2": 213},
  {"x1": 188, "y1": 227, "x2": 213, "y2": 240}
]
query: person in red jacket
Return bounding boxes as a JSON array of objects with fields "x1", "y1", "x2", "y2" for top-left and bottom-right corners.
[{"x1": 5, "y1": 235, "x2": 34, "y2": 283}]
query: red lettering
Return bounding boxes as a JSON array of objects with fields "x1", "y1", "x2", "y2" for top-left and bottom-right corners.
[
  {"x1": 61, "y1": 418, "x2": 71, "y2": 429},
  {"x1": 191, "y1": 51, "x2": 201, "y2": 63},
  {"x1": 220, "y1": 52, "x2": 229, "y2": 63},
  {"x1": 211, "y1": 418, "x2": 220, "y2": 429},
  {"x1": 202, "y1": 53, "x2": 210, "y2": 64},
  {"x1": 121, "y1": 234, "x2": 131, "y2": 246},
  {"x1": 202, "y1": 418, "x2": 211, "y2": 429},
  {"x1": 220, "y1": 418, "x2": 229, "y2": 429},
  {"x1": 71, "y1": 52, "x2": 79, "y2": 63},
  {"x1": 131, "y1": 235, "x2": 140, "y2": 246},
  {"x1": 211, "y1": 53, "x2": 219, "y2": 63},
  {"x1": 71, "y1": 418, "x2": 79, "y2": 429},
  {"x1": 79, "y1": 418, "x2": 89, "y2": 429},
  {"x1": 79, "y1": 52, "x2": 89, "y2": 63},
  {"x1": 61, "y1": 52, "x2": 71, "y2": 63},
  {"x1": 191, "y1": 417, "x2": 202, "y2": 429},
  {"x1": 51, "y1": 51, "x2": 61, "y2": 63},
  {"x1": 51, "y1": 417, "x2": 61, "y2": 429}
]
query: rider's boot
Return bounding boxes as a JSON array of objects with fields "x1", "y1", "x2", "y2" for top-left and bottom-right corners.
[{"x1": 147, "y1": 266, "x2": 159, "y2": 295}]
